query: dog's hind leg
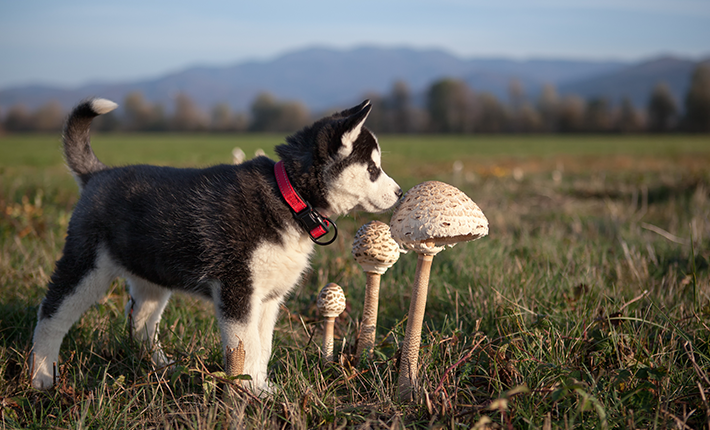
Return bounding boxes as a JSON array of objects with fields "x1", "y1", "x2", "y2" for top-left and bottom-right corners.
[
  {"x1": 125, "y1": 276, "x2": 172, "y2": 368},
  {"x1": 31, "y1": 247, "x2": 119, "y2": 389}
]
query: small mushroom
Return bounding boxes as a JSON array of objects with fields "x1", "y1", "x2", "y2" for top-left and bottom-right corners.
[
  {"x1": 352, "y1": 221, "x2": 400, "y2": 360},
  {"x1": 232, "y1": 147, "x2": 245, "y2": 164},
  {"x1": 317, "y1": 283, "x2": 347, "y2": 363},
  {"x1": 225, "y1": 340, "x2": 246, "y2": 382},
  {"x1": 389, "y1": 181, "x2": 488, "y2": 402}
]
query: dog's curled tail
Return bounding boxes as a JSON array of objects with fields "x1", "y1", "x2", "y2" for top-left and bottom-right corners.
[{"x1": 63, "y1": 98, "x2": 118, "y2": 188}]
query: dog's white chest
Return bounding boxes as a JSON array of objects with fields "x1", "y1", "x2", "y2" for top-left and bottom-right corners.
[{"x1": 249, "y1": 227, "x2": 315, "y2": 301}]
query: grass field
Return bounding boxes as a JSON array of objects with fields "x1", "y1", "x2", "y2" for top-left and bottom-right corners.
[{"x1": 1, "y1": 132, "x2": 709, "y2": 429}]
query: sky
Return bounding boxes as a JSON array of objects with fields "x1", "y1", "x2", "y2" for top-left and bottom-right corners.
[{"x1": 1, "y1": 0, "x2": 709, "y2": 89}]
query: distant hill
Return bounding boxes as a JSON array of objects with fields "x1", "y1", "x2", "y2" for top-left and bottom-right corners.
[
  {"x1": 559, "y1": 56, "x2": 706, "y2": 108},
  {"x1": 0, "y1": 46, "x2": 703, "y2": 113}
]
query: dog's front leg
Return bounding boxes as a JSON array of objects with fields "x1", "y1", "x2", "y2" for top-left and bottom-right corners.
[
  {"x1": 257, "y1": 297, "x2": 283, "y2": 384},
  {"x1": 215, "y1": 294, "x2": 268, "y2": 393}
]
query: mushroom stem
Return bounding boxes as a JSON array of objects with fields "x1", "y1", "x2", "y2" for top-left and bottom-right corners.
[
  {"x1": 396, "y1": 253, "x2": 434, "y2": 402},
  {"x1": 356, "y1": 272, "x2": 381, "y2": 359},
  {"x1": 322, "y1": 317, "x2": 336, "y2": 363}
]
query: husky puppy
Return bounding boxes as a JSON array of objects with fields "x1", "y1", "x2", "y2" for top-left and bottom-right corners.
[{"x1": 31, "y1": 98, "x2": 402, "y2": 392}]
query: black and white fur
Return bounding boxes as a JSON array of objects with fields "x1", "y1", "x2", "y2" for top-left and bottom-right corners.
[{"x1": 31, "y1": 98, "x2": 402, "y2": 392}]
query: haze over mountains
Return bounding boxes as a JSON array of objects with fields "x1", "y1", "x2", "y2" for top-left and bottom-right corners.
[{"x1": 0, "y1": 46, "x2": 705, "y2": 113}]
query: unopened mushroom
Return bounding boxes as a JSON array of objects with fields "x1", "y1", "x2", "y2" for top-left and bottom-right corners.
[
  {"x1": 225, "y1": 340, "x2": 246, "y2": 382},
  {"x1": 352, "y1": 221, "x2": 400, "y2": 360},
  {"x1": 389, "y1": 181, "x2": 488, "y2": 402},
  {"x1": 232, "y1": 147, "x2": 245, "y2": 164},
  {"x1": 317, "y1": 283, "x2": 347, "y2": 363}
]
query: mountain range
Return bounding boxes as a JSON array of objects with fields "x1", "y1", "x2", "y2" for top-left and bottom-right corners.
[{"x1": 0, "y1": 46, "x2": 705, "y2": 113}]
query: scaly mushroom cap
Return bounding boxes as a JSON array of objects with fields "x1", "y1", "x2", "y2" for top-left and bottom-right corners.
[
  {"x1": 317, "y1": 283, "x2": 347, "y2": 318},
  {"x1": 390, "y1": 181, "x2": 489, "y2": 256},
  {"x1": 352, "y1": 221, "x2": 401, "y2": 275}
]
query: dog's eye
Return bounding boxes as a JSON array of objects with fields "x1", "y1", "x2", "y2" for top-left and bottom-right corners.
[{"x1": 367, "y1": 164, "x2": 381, "y2": 180}]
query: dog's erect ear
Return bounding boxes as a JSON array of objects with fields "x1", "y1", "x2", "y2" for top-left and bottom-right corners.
[
  {"x1": 337, "y1": 99, "x2": 371, "y2": 118},
  {"x1": 336, "y1": 102, "x2": 372, "y2": 158}
]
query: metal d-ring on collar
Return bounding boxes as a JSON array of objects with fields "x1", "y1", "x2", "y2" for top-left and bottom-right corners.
[{"x1": 274, "y1": 161, "x2": 338, "y2": 246}]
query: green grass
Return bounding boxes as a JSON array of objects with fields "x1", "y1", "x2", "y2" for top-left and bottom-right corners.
[{"x1": 1, "y1": 133, "x2": 710, "y2": 429}]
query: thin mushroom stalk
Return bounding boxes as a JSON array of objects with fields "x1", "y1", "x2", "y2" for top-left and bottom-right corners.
[
  {"x1": 352, "y1": 221, "x2": 400, "y2": 361},
  {"x1": 396, "y1": 250, "x2": 435, "y2": 401},
  {"x1": 390, "y1": 181, "x2": 488, "y2": 402},
  {"x1": 357, "y1": 272, "x2": 381, "y2": 357},
  {"x1": 322, "y1": 317, "x2": 336, "y2": 362},
  {"x1": 317, "y1": 283, "x2": 346, "y2": 364}
]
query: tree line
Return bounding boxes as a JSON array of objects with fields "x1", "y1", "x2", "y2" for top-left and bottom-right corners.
[{"x1": 2, "y1": 63, "x2": 709, "y2": 134}]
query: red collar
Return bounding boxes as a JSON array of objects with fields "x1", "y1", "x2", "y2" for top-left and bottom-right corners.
[{"x1": 274, "y1": 161, "x2": 337, "y2": 245}]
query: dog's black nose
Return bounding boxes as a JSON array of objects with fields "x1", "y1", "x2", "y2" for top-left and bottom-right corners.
[{"x1": 395, "y1": 188, "x2": 403, "y2": 198}]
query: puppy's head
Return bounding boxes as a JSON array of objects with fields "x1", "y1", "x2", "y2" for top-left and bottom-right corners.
[{"x1": 275, "y1": 100, "x2": 402, "y2": 216}]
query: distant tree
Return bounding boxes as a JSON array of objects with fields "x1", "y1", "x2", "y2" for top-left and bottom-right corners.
[
  {"x1": 271, "y1": 101, "x2": 310, "y2": 132},
  {"x1": 250, "y1": 93, "x2": 278, "y2": 132},
  {"x1": 517, "y1": 103, "x2": 543, "y2": 132},
  {"x1": 683, "y1": 64, "x2": 710, "y2": 132},
  {"x1": 361, "y1": 93, "x2": 388, "y2": 133},
  {"x1": 3, "y1": 104, "x2": 32, "y2": 132},
  {"x1": 507, "y1": 79, "x2": 526, "y2": 132},
  {"x1": 537, "y1": 84, "x2": 559, "y2": 132},
  {"x1": 508, "y1": 79, "x2": 525, "y2": 111},
  {"x1": 211, "y1": 103, "x2": 248, "y2": 132},
  {"x1": 124, "y1": 91, "x2": 150, "y2": 130},
  {"x1": 171, "y1": 93, "x2": 208, "y2": 131},
  {"x1": 647, "y1": 83, "x2": 678, "y2": 132},
  {"x1": 389, "y1": 80, "x2": 415, "y2": 133},
  {"x1": 211, "y1": 103, "x2": 233, "y2": 132},
  {"x1": 94, "y1": 111, "x2": 121, "y2": 132},
  {"x1": 474, "y1": 93, "x2": 508, "y2": 133},
  {"x1": 149, "y1": 105, "x2": 168, "y2": 131},
  {"x1": 585, "y1": 98, "x2": 613, "y2": 132},
  {"x1": 557, "y1": 95, "x2": 585, "y2": 133},
  {"x1": 31, "y1": 100, "x2": 65, "y2": 132},
  {"x1": 426, "y1": 78, "x2": 472, "y2": 133},
  {"x1": 232, "y1": 113, "x2": 249, "y2": 132},
  {"x1": 123, "y1": 91, "x2": 166, "y2": 131},
  {"x1": 616, "y1": 97, "x2": 645, "y2": 133},
  {"x1": 249, "y1": 93, "x2": 310, "y2": 132}
]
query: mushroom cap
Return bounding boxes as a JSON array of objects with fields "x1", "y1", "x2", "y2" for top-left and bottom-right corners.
[
  {"x1": 317, "y1": 283, "x2": 347, "y2": 318},
  {"x1": 352, "y1": 221, "x2": 401, "y2": 275},
  {"x1": 390, "y1": 181, "x2": 489, "y2": 255}
]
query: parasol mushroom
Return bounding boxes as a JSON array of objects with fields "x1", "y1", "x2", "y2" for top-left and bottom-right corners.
[
  {"x1": 317, "y1": 283, "x2": 347, "y2": 363},
  {"x1": 352, "y1": 221, "x2": 401, "y2": 360},
  {"x1": 389, "y1": 181, "x2": 488, "y2": 402}
]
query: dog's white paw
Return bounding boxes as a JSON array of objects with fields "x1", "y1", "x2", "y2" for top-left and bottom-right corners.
[
  {"x1": 31, "y1": 372, "x2": 55, "y2": 390},
  {"x1": 151, "y1": 349, "x2": 176, "y2": 374},
  {"x1": 31, "y1": 361, "x2": 55, "y2": 390},
  {"x1": 30, "y1": 353, "x2": 56, "y2": 390}
]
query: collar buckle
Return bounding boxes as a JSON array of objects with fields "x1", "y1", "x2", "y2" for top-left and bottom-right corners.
[
  {"x1": 274, "y1": 161, "x2": 338, "y2": 246},
  {"x1": 294, "y1": 202, "x2": 338, "y2": 245}
]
